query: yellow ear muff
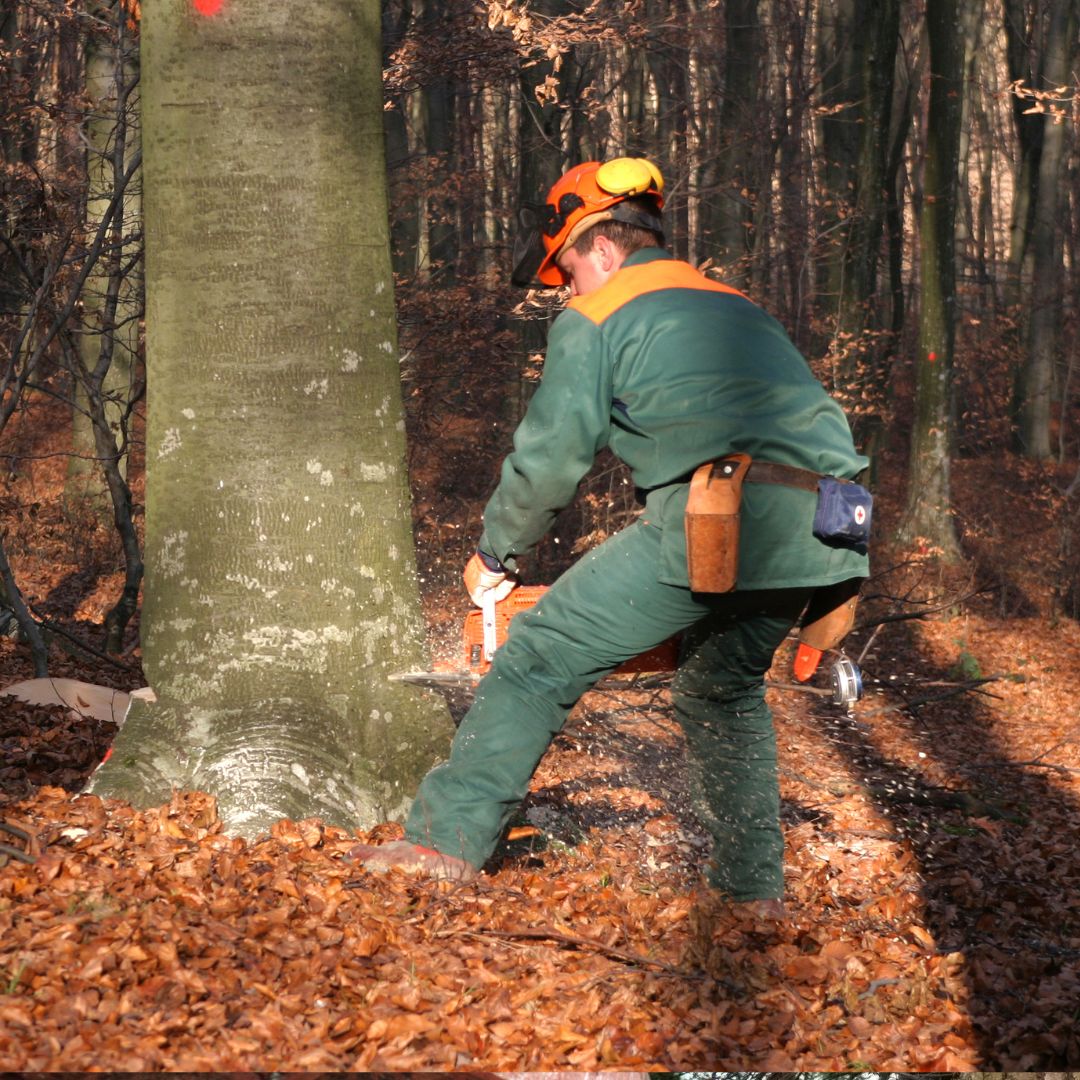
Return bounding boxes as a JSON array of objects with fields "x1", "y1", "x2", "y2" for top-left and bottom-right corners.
[
  {"x1": 639, "y1": 158, "x2": 664, "y2": 193},
  {"x1": 595, "y1": 157, "x2": 664, "y2": 198}
]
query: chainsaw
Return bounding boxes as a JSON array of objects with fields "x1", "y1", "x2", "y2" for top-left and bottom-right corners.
[
  {"x1": 391, "y1": 585, "x2": 680, "y2": 690},
  {"x1": 392, "y1": 584, "x2": 864, "y2": 710}
]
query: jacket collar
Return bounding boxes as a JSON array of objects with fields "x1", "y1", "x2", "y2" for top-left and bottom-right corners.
[{"x1": 621, "y1": 247, "x2": 672, "y2": 270}]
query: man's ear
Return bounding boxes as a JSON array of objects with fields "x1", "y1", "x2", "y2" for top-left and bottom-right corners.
[{"x1": 593, "y1": 234, "x2": 622, "y2": 272}]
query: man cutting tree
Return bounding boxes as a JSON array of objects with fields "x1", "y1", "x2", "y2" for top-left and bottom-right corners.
[{"x1": 351, "y1": 158, "x2": 871, "y2": 910}]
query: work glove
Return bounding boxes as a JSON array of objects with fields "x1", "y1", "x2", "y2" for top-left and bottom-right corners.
[{"x1": 463, "y1": 551, "x2": 517, "y2": 607}]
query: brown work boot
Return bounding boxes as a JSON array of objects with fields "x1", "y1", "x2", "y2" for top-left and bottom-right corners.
[
  {"x1": 730, "y1": 897, "x2": 787, "y2": 920},
  {"x1": 690, "y1": 885, "x2": 788, "y2": 923},
  {"x1": 345, "y1": 839, "x2": 478, "y2": 881}
]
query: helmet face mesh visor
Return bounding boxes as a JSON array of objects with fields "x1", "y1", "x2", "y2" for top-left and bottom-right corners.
[{"x1": 511, "y1": 205, "x2": 547, "y2": 288}]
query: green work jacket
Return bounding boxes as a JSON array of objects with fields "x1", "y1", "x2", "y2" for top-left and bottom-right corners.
[{"x1": 479, "y1": 248, "x2": 869, "y2": 591}]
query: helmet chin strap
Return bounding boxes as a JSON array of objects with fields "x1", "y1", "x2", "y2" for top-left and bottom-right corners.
[
  {"x1": 608, "y1": 201, "x2": 664, "y2": 237},
  {"x1": 557, "y1": 203, "x2": 664, "y2": 260}
]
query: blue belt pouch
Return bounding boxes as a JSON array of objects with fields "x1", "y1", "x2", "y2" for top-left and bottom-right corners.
[{"x1": 813, "y1": 476, "x2": 872, "y2": 550}]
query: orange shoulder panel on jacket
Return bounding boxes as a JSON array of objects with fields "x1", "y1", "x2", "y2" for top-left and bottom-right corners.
[{"x1": 568, "y1": 259, "x2": 750, "y2": 325}]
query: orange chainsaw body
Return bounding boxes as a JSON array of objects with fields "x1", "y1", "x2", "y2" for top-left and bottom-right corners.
[{"x1": 463, "y1": 585, "x2": 680, "y2": 677}]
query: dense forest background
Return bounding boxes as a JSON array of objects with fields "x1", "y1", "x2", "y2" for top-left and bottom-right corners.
[
  {"x1": 379, "y1": 0, "x2": 1080, "y2": 586},
  {"x1": 2, "y1": 0, "x2": 1080, "y2": 652}
]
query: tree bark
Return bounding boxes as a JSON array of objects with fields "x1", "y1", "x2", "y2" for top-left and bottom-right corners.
[
  {"x1": 89, "y1": 0, "x2": 455, "y2": 837},
  {"x1": 885, "y1": 37, "x2": 918, "y2": 343},
  {"x1": 816, "y1": 0, "x2": 862, "y2": 310},
  {"x1": 818, "y1": 0, "x2": 901, "y2": 345},
  {"x1": 66, "y1": 5, "x2": 142, "y2": 535},
  {"x1": 774, "y1": 0, "x2": 812, "y2": 344},
  {"x1": 423, "y1": 0, "x2": 457, "y2": 280},
  {"x1": 645, "y1": 0, "x2": 690, "y2": 257},
  {"x1": 382, "y1": 0, "x2": 416, "y2": 276},
  {"x1": 1017, "y1": 0, "x2": 1076, "y2": 459},
  {"x1": 1002, "y1": 0, "x2": 1045, "y2": 306},
  {"x1": 816, "y1": 0, "x2": 902, "y2": 466},
  {"x1": 707, "y1": 0, "x2": 763, "y2": 283},
  {"x1": 897, "y1": 0, "x2": 966, "y2": 561}
]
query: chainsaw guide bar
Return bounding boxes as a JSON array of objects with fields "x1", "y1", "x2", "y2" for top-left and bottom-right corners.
[{"x1": 389, "y1": 670, "x2": 481, "y2": 689}]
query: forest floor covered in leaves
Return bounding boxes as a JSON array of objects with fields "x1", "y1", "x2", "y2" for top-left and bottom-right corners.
[{"x1": 1, "y1": 393, "x2": 1080, "y2": 1070}]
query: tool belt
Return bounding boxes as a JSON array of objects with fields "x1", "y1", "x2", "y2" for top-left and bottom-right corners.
[{"x1": 685, "y1": 455, "x2": 871, "y2": 593}]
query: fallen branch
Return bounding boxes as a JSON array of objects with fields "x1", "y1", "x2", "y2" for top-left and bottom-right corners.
[
  {"x1": 0, "y1": 820, "x2": 34, "y2": 844},
  {"x1": 856, "y1": 675, "x2": 1006, "y2": 717},
  {"x1": 0, "y1": 841, "x2": 36, "y2": 865},
  {"x1": 26, "y1": 603, "x2": 135, "y2": 670},
  {"x1": 768, "y1": 680, "x2": 831, "y2": 696},
  {"x1": 464, "y1": 926, "x2": 699, "y2": 978},
  {"x1": 781, "y1": 767, "x2": 1017, "y2": 820},
  {"x1": 1010, "y1": 934, "x2": 1080, "y2": 960},
  {"x1": 964, "y1": 758, "x2": 1079, "y2": 776},
  {"x1": 854, "y1": 584, "x2": 995, "y2": 631},
  {"x1": 0, "y1": 538, "x2": 49, "y2": 676},
  {"x1": 0, "y1": 822, "x2": 37, "y2": 864},
  {"x1": 859, "y1": 976, "x2": 902, "y2": 999}
]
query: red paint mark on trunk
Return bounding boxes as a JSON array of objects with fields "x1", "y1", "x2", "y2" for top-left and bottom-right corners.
[{"x1": 193, "y1": 0, "x2": 223, "y2": 15}]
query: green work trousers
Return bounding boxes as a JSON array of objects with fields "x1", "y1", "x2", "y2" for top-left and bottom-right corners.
[{"x1": 405, "y1": 518, "x2": 811, "y2": 899}]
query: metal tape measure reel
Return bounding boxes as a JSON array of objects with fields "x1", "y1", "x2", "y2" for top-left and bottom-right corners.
[{"x1": 829, "y1": 656, "x2": 863, "y2": 711}]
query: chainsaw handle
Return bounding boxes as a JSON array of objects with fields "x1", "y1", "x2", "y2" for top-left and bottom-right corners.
[{"x1": 481, "y1": 592, "x2": 498, "y2": 661}]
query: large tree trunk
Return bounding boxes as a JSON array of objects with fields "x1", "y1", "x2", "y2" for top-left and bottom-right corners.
[
  {"x1": 90, "y1": 0, "x2": 454, "y2": 836},
  {"x1": 897, "y1": 0, "x2": 966, "y2": 561}
]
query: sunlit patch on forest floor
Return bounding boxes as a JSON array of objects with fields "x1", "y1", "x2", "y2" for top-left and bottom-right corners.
[{"x1": 1, "y1": 394, "x2": 1079, "y2": 1070}]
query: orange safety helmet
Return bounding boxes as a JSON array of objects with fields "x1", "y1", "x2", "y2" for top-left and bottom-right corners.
[{"x1": 511, "y1": 157, "x2": 665, "y2": 288}]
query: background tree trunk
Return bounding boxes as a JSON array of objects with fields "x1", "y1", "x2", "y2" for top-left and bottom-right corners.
[
  {"x1": 1002, "y1": 0, "x2": 1045, "y2": 307},
  {"x1": 1017, "y1": 0, "x2": 1076, "y2": 459},
  {"x1": 819, "y1": 0, "x2": 901, "y2": 345},
  {"x1": 66, "y1": 5, "x2": 142, "y2": 533},
  {"x1": 898, "y1": 0, "x2": 966, "y2": 560},
  {"x1": 423, "y1": 0, "x2": 458, "y2": 281},
  {"x1": 705, "y1": 0, "x2": 763, "y2": 284},
  {"x1": 816, "y1": 0, "x2": 902, "y2": 467},
  {"x1": 90, "y1": 0, "x2": 454, "y2": 837}
]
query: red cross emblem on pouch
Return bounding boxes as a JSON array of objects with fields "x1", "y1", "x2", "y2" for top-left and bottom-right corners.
[{"x1": 854, "y1": 504, "x2": 867, "y2": 525}]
